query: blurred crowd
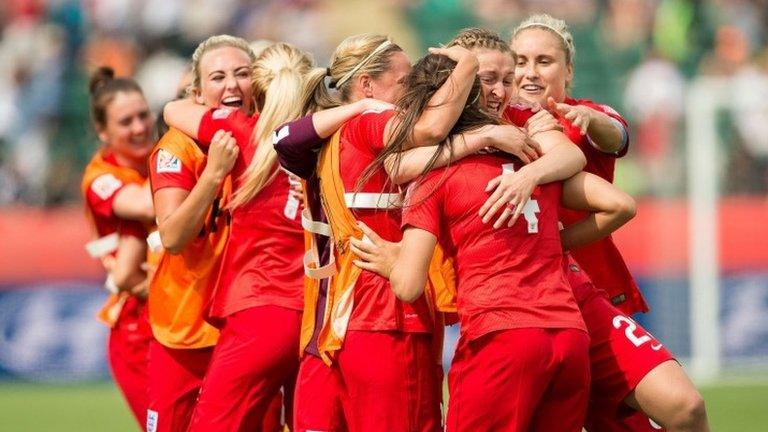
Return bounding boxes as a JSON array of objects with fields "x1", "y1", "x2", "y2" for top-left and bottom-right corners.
[{"x1": 1, "y1": 0, "x2": 767, "y2": 206}]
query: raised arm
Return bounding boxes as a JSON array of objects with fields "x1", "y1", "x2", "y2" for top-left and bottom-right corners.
[
  {"x1": 155, "y1": 131, "x2": 237, "y2": 254},
  {"x1": 163, "y1": 98, "x2": 209, "y2": 139},
  {"x1": 273, "y1": 99, "x2": 392, "y2": 179},
  {"x1": 559, "y1": 172, "x2": 636, "y2": 250},
  {"x1": 408, "y1": 46, "x2": 479, "y2": 148},
  {"x1": 389, "y1": 227, "x2": 437, "y2": 303}
]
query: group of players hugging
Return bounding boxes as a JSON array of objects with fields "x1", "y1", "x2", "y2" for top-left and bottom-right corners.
[{"x1": 81, "y1": 12, "x2": 710, "y2": 432}]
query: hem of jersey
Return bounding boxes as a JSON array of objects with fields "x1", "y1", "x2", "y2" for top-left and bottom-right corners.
[
  {"x1": 463, "y1": 320, "x2": 588, "y2": 341},
  {"x1": 212, "y1": 298, "x2": 304, "y2": 321}
]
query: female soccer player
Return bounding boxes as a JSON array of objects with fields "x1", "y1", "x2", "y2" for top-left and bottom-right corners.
[
  {"x1": 145, "y1": 35, "x2": 252, "y2": 432},
  {"x1": 81, "y1": 67, "x2": 155, "y2": 429},
  {"x1": 385, "y1": 53, "x2": 591, "y2": 431},
  {"x1": 509, "y1": 15, "x2": 708, "y2": 432},
  {"x1": 163, "y1": 41, "x2": 329, "y2": 431}
]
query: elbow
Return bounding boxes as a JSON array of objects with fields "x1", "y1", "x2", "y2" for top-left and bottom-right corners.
[
  {"x1": 616, "y1": 195, "x2": 637, "y2": 223},
  {"x1": 390, "y1": 273, "x2": 423, "y2": 303},
  {"x1": 158, "y1": 228, "x2": 184, "y2": 255},
  {"x1": 112, "y1": 267, "x2": 139, "y2": 292},
  {"x1": 413, "y1": 124, "x2": 447, "y2": 148},
  {"x1": 573, "y1": 147, "x2": 587, "y2": 170}
]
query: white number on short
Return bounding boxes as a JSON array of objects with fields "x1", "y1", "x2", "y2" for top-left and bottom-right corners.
[{"x1": 612, "y1": 315, "x2": 652, "y2": 347}]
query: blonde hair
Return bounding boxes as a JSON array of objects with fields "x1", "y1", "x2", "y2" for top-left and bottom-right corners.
[
  {"x1": 448, "y1": 27, "x2": 511, "y2": 54},
  {"x1": 328, "y1": 34, "x2": 403, "y2": 102},
  {"x1": 230, "y1": 42, "x2": 335, "y2": 209},
  {"x1": 511, "y1": 14, "x2": 576, "y2": 65},
  {"x1": 190, "y1": 35, "x2": 256, "y2": 94}
]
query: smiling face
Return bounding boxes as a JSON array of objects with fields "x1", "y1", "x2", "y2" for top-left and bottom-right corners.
[
  {"x1": 474, "y1": 48, "x2": 515, "y2": 117},
  {"x1": 366, "y1": 50, "x2": 412, "y2": 104},
  {"x1": 194, "y1": 46, "x2": 254, "y2": 113},
  {"x1": 98, "y1": 91, "x2": 154, "y2": 162},
  {"x1": 511, "y1": 28, "x2": 573, "y2": 106}
]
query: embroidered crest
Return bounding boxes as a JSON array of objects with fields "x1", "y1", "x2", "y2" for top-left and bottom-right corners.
[
  {"x1": 156, "y1": 149, "x2": 182, "y2": 173},
  {"x1": 91, "y1": 174, "x2": 123, "y2": 200}
]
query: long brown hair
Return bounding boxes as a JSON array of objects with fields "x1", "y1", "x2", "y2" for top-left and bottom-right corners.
[{"x1": 358, "y1": 53, "x2": 499, "y2": 193}]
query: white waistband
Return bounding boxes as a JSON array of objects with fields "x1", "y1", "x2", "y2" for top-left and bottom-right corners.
[
  {"x1": 85, "y1": 233, "x2": 119, "y2": 258},
  {"x1": 344, "y1": 193, "x2": 402, "y2": 209}
]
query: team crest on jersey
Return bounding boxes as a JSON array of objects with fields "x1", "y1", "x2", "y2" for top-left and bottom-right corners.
[
  {"x1": 91, "y1": 173, "x2": 123, "y2": 200},
  {"x1": 156, "y1": 149, "x2": 182, "y2": 173},
  {"x1": 211, "y1": 107, "x2": 234, "y2": 120},
  {"x1": 569, "y1": 264, "x2": 580, "y2": 273}
]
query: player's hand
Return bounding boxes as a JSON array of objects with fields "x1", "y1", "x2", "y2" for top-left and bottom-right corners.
[
  {"x1": 205, "y1": 129, "x2": 239, "y2": 181},
  {"x1": 479, "y1": 168, "x2": 537, "y2": 229},
  {"x1": 508, "y1": 95, "x2": 541, "y2": 112},
  {"x1": 130, "y1": 280, "x2": 149, "y2": 299},
  {"x1": 525, "y1": 109, "x2": 563, "y2": 136},
  {"x1": 428, "y1": 45, "x2": 476, "y2": 64},
  {"x1": 350, "y1": 221, "x2": 400, "y2": 279},
  {"x1": 485, "y1": 125, "x2": 542, "y2": 164},
  {"x1": 548, "y1": 96, "x2": 592, "y2": 135},
  {"x1": 100, "y1": 255, "x2": 116, "y2": 273}
]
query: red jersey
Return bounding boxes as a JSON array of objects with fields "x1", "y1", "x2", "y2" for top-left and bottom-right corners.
[
  {"x1": 197, "y1": 108, "x2": 304, "y2": 320},
  {"x1": 402, "y1": 153, "x2": 585, "y2": 341},
  {"x1": 338, "y1": 110, "x2": 432, "y2": 333},
  {"x1": 504, "y1": 102, "x2": 648, "y2": 314}
]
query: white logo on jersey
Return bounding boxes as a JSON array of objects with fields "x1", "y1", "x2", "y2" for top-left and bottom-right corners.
[
  {"x1": 156, "y1": 149, "x2": 182, "y2": 173},
  {"x1": 90, "y1": 174, "x2": 123, "y2": 200},
  {"x1": 211, "y1": 108, "x2": 233, "y2": 119},
  {"x1": 273, "y1": 125, "x2": 290, "y2": 144},
  {"x1": 147, "y1": 410, "x2": 158, "y2": 432},
  {"x1": 501, "y1": 163, "x2": 540, "y2": 233}
]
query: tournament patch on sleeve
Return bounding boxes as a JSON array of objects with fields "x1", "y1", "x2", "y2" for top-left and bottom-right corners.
[
  {"x1": 90, "y1": 173, "x2": 123, "y2": 200},
  {"x1": 211, "y1": 107, "x2": 234, "y2": 120},
  {"x1": 156, "y1": 149, "x2": 182, "y2": 173}
]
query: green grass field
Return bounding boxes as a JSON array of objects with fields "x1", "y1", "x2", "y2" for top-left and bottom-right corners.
[{"x1": 0, "y1": 380, "x2": 767, "y2": 431}]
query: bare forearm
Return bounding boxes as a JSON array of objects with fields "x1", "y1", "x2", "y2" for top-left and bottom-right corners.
[
  {"x1": 158, "y1": 173, "x2": 223, "y2": 253},
  {"x1": 390, "y1": 260, "x2": 427, "y2": 303},
  {"x1": 561, "y1": 212, "x2": 625, "y2": 250},
  {"x1": 518, "y1": 139, "x2": 585, "y2": 186},
  {"x1": 387, "y1": 132, "x2": 488, "y2": 184},
  {"x1": 311, "y1": 100, "x2": 370, "y2": 138},
  {"x1": 411, "y1": 55, "x2": 479, "y2": 147},
  {"x1": 586, "y1": 110, "x2": 625, "y2": 153}
]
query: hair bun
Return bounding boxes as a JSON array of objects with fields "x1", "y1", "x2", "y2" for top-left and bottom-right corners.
[{"x1": 88, "y1": 66, "x2": 116, "y2": 95}]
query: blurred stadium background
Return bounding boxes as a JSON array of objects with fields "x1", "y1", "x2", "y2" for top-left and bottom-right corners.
[{"x1": 1, "y1": 0, "x2": 767, "y2": 430}]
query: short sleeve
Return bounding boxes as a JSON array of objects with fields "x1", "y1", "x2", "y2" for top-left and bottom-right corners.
[
  {"x1": 401, "y1": 173, "x2": 443, "y2": 237},
  {"x1": 197, "y1": 107, "x2": 253, "y2": 146},
  {"x1": 349, "y1": 109, "x2": 395, "y2": 153},
  {"x1": 86, "y1": 173, "x2": 126, "y2": 219},
  {"x1": 149, "y1": 148, "x2": 196, "y2": 192}
]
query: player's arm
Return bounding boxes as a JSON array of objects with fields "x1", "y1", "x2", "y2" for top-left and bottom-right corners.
[
  {"x1": 273, "y1": 99, "x2": 393, "y2": 179},
  {"x1": 112, "y1": 182, "x2": 155, "y2": 222},
  {"x1": 111, "y1": 235, "x2": 147, "y2": 293},
  {"x1": 547, "y1": 97, "x2": 626, "y2": 153},
  {"x1": 559, "y1": 172, "x2": 636, "y2": 250},
  {"x1": 389, "y1": 227, "x2": 437, "y2": 303},
  {"x1": 155, "y1": 131, "x2": 237, "y2": 254},
  {"x1": 480, "y1": 129, "x2": 586, "y2": 228},
  {"x1": 386, "y1": 125, "x2": 538, "y2": 185},
  {"x1": 408, "y1": 46, "x2": 479, "y2": 148},
  {"x1": 163, "y1": 98, "x2": 209, "y2": 139}
]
